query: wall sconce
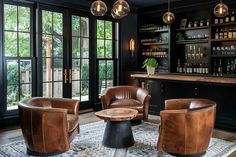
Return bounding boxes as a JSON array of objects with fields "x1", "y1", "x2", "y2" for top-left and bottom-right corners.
[{"x1": 129, "y1": 38, "x2": 135, "y2": 56}]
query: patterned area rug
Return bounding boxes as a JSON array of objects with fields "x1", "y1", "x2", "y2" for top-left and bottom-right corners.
[{"x1": 0, "y1": 121, "x2": 236, "y2": 157}]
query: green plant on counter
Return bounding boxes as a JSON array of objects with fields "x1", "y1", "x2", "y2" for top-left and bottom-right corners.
[
  {"x1": 176, "y1": 32, "x2": 186, "y2": 41},
  {"x1": 142, "y1": 58, "x2": 158, "y2": 68}
]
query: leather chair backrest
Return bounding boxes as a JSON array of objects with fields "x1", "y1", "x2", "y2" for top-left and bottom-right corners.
[
  {"x1": 105, "y1": 86, "x2": 138, "y2": 100},
  {"x1": 189, "y1": 99, "x2": 215, "y2": 111},
  {"x1": 27, "y1": 98, "x2": 52, "y2": 108}
]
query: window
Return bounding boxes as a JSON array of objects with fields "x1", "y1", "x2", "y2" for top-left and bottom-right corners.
[
  {"x1": 96, "y1": 20, "x2": 118, "y2": 96},
  {"x1": 71, "y1": 15, "x2": 90, "y2": 101},
  {"x1": 3, "y1": 4, "x2": 32, "y2": 111},
  {"x1": 41, "y1": 10, "x2": 63, "y2": 97}
]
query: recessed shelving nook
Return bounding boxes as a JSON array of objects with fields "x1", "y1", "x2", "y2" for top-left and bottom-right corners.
[{"x1": 139, "y1": 23, "x2": 170, "y2": 72}]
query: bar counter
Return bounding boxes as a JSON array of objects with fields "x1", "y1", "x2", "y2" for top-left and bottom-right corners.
[
  {"x1": 130, "y1": 72, "x2": 236, "y2": 131},
  {"x1": 131, "y1": 73, "x2": 236, "y2": 85}
]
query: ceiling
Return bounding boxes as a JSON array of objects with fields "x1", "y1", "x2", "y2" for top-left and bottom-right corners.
[{"x1": 61, "y1": 0, "x2": 182, "y2": 9}]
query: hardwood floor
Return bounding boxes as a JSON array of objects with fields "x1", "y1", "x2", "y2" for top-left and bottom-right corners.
[{"x1": 0, "y1": 112, "x2": 236, "y2": 156}]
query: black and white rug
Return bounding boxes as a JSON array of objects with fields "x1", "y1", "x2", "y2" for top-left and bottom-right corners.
[{"x1": 0, "y1": 121, "x2": 236, "y2": 157}]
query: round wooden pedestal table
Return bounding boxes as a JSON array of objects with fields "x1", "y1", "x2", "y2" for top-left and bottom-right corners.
[{"x1": 95, "y1": 108, "x2": 138, "y2": 148}]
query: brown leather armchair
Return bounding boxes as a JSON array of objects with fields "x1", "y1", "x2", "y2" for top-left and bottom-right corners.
[
  {"x1": 101, "y1": 86, "x2": 151, "y2": 120},
  {"x1": 18, "y1": 97, "x2": 80, "y2": 156},
  {"x1": 157, "y1": 98, "x2": 216, "y2": 156}
]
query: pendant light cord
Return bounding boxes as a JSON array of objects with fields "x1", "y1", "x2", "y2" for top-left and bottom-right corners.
[{"x1": 168, "y1": 0, "x2": 170, "y2": 12}]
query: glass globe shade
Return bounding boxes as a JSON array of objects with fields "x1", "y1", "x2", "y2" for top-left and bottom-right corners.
[
  {"x1": 214, "y1": 2, "x2": 229, "y2": 17},
  {"x1": 90, "y1": 0, "x2": 107, "y2": 16},
  {"x1": 163, "y1": 11, "x2": 175, "y2": 25},
  {"x1": 111, "y1": 0, "x2": 130, "y2": 19}
]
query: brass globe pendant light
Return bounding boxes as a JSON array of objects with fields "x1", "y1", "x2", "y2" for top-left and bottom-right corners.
[
  {"x1": 90, "y1": 0, "x2": 107, "y2": 16},
  {"x1": 214, "y1": 0, "x2": 228, "y2": 17},
  {"x1": 163, "y1": 0, "x2": 175, "y2": 25},
  {"x1": 111, "y1": 0, "x2": 130, "y2": 19}
]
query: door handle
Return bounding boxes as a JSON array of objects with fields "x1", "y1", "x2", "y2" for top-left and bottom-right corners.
[
  {"x1": 69, "y1": 69, "x2": 72, "y2": 84},
  {"x1": 64, "y1": 69, "x2": 68, "y2": 84}
]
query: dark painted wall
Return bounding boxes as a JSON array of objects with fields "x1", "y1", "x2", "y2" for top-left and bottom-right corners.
[{"x1": 119, "y1": 12, "x2": 138, "y2": 85}]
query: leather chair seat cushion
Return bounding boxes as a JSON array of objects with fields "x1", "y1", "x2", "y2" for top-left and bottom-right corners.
[
  {"x1": 67, "y1": 114, "x2": 79, "y2": 132},
  {"x1": 110, "y1": 99, "x2": 143, "y2": 112}
]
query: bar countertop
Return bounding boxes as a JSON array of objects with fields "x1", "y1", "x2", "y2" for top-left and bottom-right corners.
[{"x1": 131, "y1": 73, "x2": 236, "y2": 85}]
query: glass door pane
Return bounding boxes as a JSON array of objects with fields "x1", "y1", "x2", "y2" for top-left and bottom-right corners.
[
  {"x1": 3, "y1": 4, "x2": 32, "y2": 111},
  {"x1": 41, "y1": 10, "x2": 63, "y2": 97},
  {"x1": 71, "y1": 15, "x2": 90, "y2": 102}
]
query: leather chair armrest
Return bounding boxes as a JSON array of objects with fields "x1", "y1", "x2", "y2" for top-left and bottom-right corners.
[
  {"x1": 30, "y1": 108, "x2": 70, "y2": 152},
  {"x1": 157, "y1": 109, "x2": 188, "y2": 152},
  {"x1": 165, "y1": 99, "x2": 193, "y2": 110},
  {"x1": 101, "y1": 92, "x2": 114, "y2": 109},
  {"x1": 142, "y1": 94, "x2": 151, "y2": 120},
  {"x1": 51, "y1": 98, "x2": 79, "y2": 115}
]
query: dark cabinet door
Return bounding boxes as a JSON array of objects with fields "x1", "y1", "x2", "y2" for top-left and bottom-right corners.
[{"x1": 145, "y1": 80, "x2": 164, "y2": 116}]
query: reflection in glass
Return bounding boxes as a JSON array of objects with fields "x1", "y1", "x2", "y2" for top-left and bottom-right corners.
[
  {"x1": 42, "y1": 10, "x2": 52, "y2": 34},
  {"x1": 43, "y1": 83, "x2": 52, "y2": 97},
  {"x1": 81, "y1": 17, "x2": 89, "y2": 37},
  {"x1": 53, "y1": 12, "x2": 63, "y2": 35},
  {"x1": 97, "y1": 20, "x2": 104, "y2": 38},
  {"x1": 72, "y1": 59, "x2": 80, "y2": 80},
  {"x1": 72, "y1": 37, "x2": 80, "y2": 58},
  {"x1": 107, "y1": 61, "x2": 114, "y2": 78},
  {"x1": 53, "y1": 35, "x2": 63, "y2": 57},
  {"x1": 81, "y1": 38, "x2": 89, "y2": 58},
  {"x1": 72, "y1": 15, "x2": 80, "y2": 36},
  {"x1": 42, "y1": 35, "x2": 52, "y2": 57},
  {"x1": 7, "y1": 60, "x2": 19, "y2": 110},
  {"x1": 81, "y1": 59, "x2": 89, "y2": 80},
  {"x1": 54, "y1": 82, "x2": 63, "y2": 98},
  {"x1": 81, "y1": 80, "x2": 89, "y2": 101},
  {"x1": 72, "y1": 81, "x2": 81, "y2": 98},
  {"x1": 105, "y1": 40, "x2": 112, "y2": 58},
  {"x1": 19, "y1": 33, "x2": 30, "y2": 57},
  {"x1": 4, "y1": 4, "x2": 17, "y2": 31},
  {"x1": 4, "y1": 32, "x2": 17, "y2": 57},
  {"x1": 97, "y1": 39, "x2": 105, "y2": 58},
  {"x1": 53, "y1": 59, "x2": 63, "y2": 81},
  {"x1": 18, "y1": 7, "x2": 30, "y2": 32},
  {"x1": 43, "y1": 58, "x2": 52, "y2": 82},
  {"x1": 20, "y1": 84, "x2": 32, "y2": 100},
  {"x1": 20, "y1": 60, "x2": 32, "y2": 83},
  {"x1": 105, "y1": 21, "x2": 112, "y2": 39}
]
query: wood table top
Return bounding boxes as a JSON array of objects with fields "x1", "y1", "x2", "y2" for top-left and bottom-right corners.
[
  {"x1": 95, "y1": 108, "x2": 138, "y2": 121},
  {"x1": 131, "y1": 73, "x2": 236, "y2": 85}
]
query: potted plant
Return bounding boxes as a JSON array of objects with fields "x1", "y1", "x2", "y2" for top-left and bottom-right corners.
[{"x1": 142, "y1": 58, "x2": 158, "y2": 75}]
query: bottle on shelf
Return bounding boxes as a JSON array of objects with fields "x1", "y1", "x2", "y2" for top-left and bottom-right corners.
[
  {"x1": 214, "y1": 18, "x2": 219, "y2": 24},
  {"x1": 234, "y1": 59, "x2": 236, "y2": 74},
  {"x1": 225, "y1": 13, "x2": 230, "y2": 23},
  {"x1": 233, "y1": 27, "x2": 236, "y2": 38},
  {"x1": 223, "y1": 28, "x2": 228, "y2": 39},
  {"x1": 228, "y1": 28, "x2": 233, "y2": 38},
  {"x1": 220, "y1": 18, "x2": 224, "y2": 24},
  {"x1": 205, "y1": 63, "x2": 209, "y2": 74},
  {"x1": 230, "y1": 60, "x2": 235, "y2": 74},
  {"x1": 226, "y1": 60, "x2": 231, "y2": 74},
  {"x1": 231, "y1": 10, "x2": 235, "y2": 22},
  {"x1": 218, "y1": 59, "x2": 223, "y2": 76},
  {"x1": 177, "y1": 59, "x2": 180, "y2": 73},
  {"x1": 215, "y1": 28, "x2": 219, "y2": 39},
  {"x1": 219, "y1": 28, "x2": 224, "y2": 39},
  {"x1": 213, "y1": 60, "x2": 217, "y2": 75}
]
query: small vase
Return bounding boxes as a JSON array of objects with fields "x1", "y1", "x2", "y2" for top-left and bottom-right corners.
[{"x1": 146, "y1": 66, "x2": 156, "y2": 75}]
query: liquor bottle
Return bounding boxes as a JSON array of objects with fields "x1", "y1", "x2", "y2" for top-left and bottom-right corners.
[
  {"x1": 220, "y1": 18, "x2": 224, "y2": 24},
  {"x1": 205, "y1": 63, "x2": 209, "y2": 74},
  {"x1": 177, "y1": 59, "x2": 180, "y2": 73},
  {"x1": 225, "y1": 13, "x2": 230, "y2": 23},
  {"x1": 234, "y1": 59, "x2": 236, "y2": 74},
  {"x1": 215, "y1": 18, "x2": 219, "y2": 24},
  {"x1": 231, "y1": 10, "x2": 235, "y2": 22},
  {"x1": 183, "y1": 63, "x2": 187, "y2": 73},
  {"x1": 219, "y1": 29, "x2": 224, "y2": 39},
  {"x1": 223, "y1": 28, "x2": 228, "y2": 39},
  {"x1": 215, "y1": 28, "x2": 219, "y2": 39},
  {"x1": 193, "y1": 63, "x2": 197, "y2": 73},
  {"x1": 226, "y1": 60, "x2": 231, "y2": 74},
  {"x1": 218, "y1": 59, "x2": 223, "y2": 76},
  {"x1": 233, "y1": 27, "x2": 236, "y2": 38},
  {"x1": 230, "y1": 60, "x2": 234, "y2": 74},
  {"x1": 213, "y1": 60, "x2": 217, "y2": 75},
  {"x1": 228, "y1": 28, "x2": 233, "y2": 38}
]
